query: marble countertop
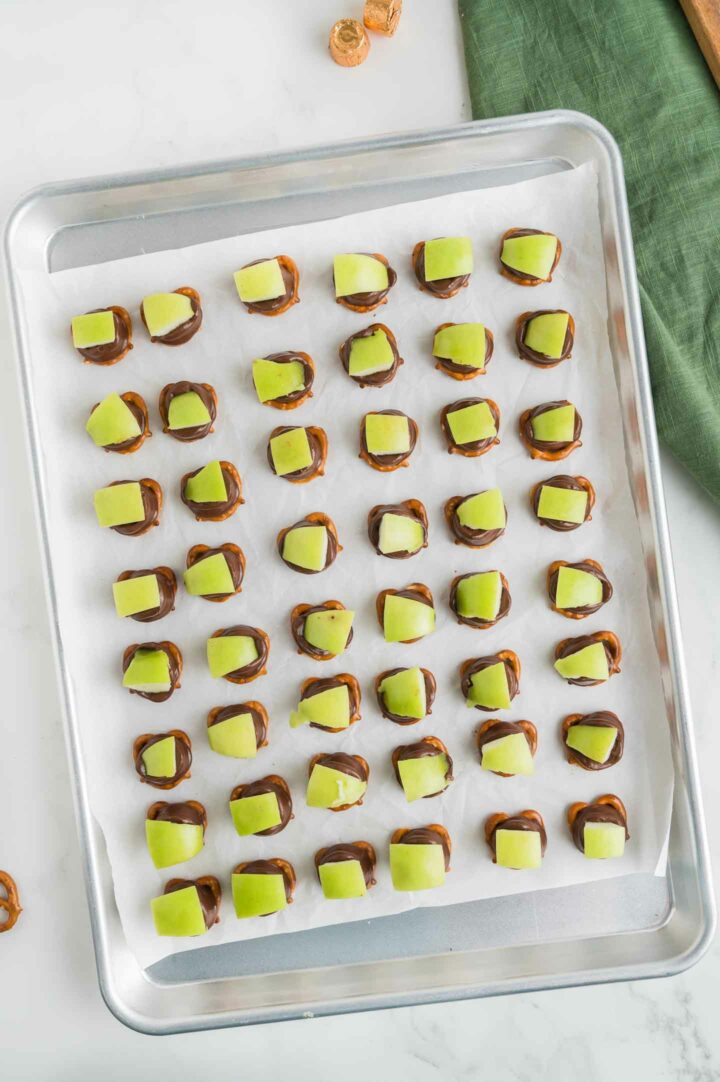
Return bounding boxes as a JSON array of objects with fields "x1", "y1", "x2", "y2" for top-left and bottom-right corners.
[{"x1": 1, "y1": 2, "x2": 718, "y2": 1078}]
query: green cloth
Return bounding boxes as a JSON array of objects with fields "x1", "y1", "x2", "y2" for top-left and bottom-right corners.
[{"x1": 459, "y1": 0, "x2": 720, "y2": 503}]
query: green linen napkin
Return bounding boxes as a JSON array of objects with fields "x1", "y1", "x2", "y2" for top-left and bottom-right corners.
[{"x1": 459, "y1": 0, "x2": 720, "y2": 503}]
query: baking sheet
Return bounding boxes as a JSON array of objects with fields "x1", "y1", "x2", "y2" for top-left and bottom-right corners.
[{"x1": 17, "y1": 163, "x2": 674, "y2": 969}]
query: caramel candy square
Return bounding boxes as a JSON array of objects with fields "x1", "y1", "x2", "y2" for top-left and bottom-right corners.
[
  {"x1": 364, "y1": 0, "x2": 402, "y2": 36},
  {"x1": 330, "y1": 18, "x2": 370, "y2": 66}
]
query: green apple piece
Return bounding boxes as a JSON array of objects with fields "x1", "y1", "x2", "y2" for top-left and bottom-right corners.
[
  {"x1": 304, "y1": 610, "x2": 354, "y2": 655},
  {"x1": 423, "y1": 236, "x2": 473, "y2": 281},
  {"x1": 457, "y1": 488, "x2": 506, "y2": 531},
  {"x1": 167, "y1": 392, "x2": 211, "y2": 431},
  {"x1": 142, "y1": 736, "x2": 177, "y2": 778},
  {"x1": 555, "y1": 566, "x2": 603, "y2": 610},
  {"x1": 364, "y1": 413, "x2": 410, "y2": 455},
  {"x1": 252, "y1": 358, "x2": 306, "y2": 403},
  {"x1": 466, "y1": 662, "x2": 511, "y2": 710},
  {"x1": 583, "y1": 822, "x2": 626, "y2": 859},
  {"x1": 208, "y1": 712, "x2": 258, "y2": 758},
  {"x1": 501, "y1": 233, "x2": 558, "y2": 279},
  {"x1": 378, "y1": 513, "x2": 425, "y2": 556},
  {"x1": 383, "y1": 594, "x2": 435, "y2": 643},
  {"x1": 334, "y1": 254, "x2": 389, "y2": 298},
  {"x1": 234, "y1": 259, "x2": 286, "y2": 304},
  {"x1": 72, "y1": 310, "x2": 116, "y2": 349},
  {"x1": 145, "y1": 820, "x2": 204, "y2": 869},
  {"x1": 481, "y1": 732, "x2": 534, "y2": 775},
  {"x1": 86, "y1": 393, "x2": 142, "y2": 447},
  {"x1": 318, "y1": 859, "x2": 367, "y2": 900},
  {"x1": 306, "y1": 764, "x2": 367, "y2": 809},
  {"x1": 229, "y1": 791, "x2": 281, "y2": 836},
  {"x1": 184, "y1": 461, "x2": 228, "y2": 504},
  {"x1": 112, "y1": 574, "x2": 160, "y2": 618},
  {"x1": 390, "y1": 843, "x2": 446, "y2": 891},
  {"x1": 282, "y1": 526, "x2": 328, "y2": 572},
  {"x1": 207, "y1": 635, "x2": 258, "y2": 678},
  {"x1": 531, "y1": 404, "x2": 576, "y2": 443},
  {"x1": 232, "y1": 872, "x2": 287, "y2": 918},
  {"x1": 495, "y1": 829, "x2": 542, "y2": 870},
  {"x1": 348, "y1": 329, "x2": 395, "y2": 378},
  {"x1": 433, "y1": 323, "x2": 486, "y2": 369},
  {"x1": 122, "y1": 649, "x2": 171, "y2": 694},
  {"x1": 456, "y1": 571, "x2": 502, "y2": 621},
  {"x1": 183, "y1": 553, "x2": 235, "y2": 597},
  {"x1": 270, "y1": 427, "x2": 313, "y2": 477},
  {"x1": 379, "y1": 667, "x2": 427, "y2": 719},
  {"x1": 447, "y1": 401, "x2": 497, "y2": 446},
  {"x1": 151, "y1": 885, "x2": 208, "y2": 937},
  {"x1": 566, "y1": 724, "x2": 618, "y2": 764},
  {"x1": 290, "y1": 684, "x2": 351, "y2": 731},
  {"x1": 94, "y1": 482, "x2": 145, "y2": 528},
  {"x1": 537, "y1": 485, "x2": 588, "y2": 524},
  {"x1": 524, "y1": 312, "x2": 570, "y2": 358},
  {"x1": 554, "y1": 642, "x2": 609, "y2": 682},
  {"x1": 142, "y1": 292, "x2": 194, "y2": 337},
  {"x1": 398, "y1": 754, "x2": 450, "y2": 802}
]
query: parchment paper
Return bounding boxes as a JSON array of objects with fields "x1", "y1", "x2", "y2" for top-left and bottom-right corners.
[{"x1": 17, "y1": 163, "x2": 674, "y2": 968}]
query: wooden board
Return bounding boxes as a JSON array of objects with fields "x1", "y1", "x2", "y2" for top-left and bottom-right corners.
[{"x1": 680, "y1": 0, "x2": 720, "y2": 88}]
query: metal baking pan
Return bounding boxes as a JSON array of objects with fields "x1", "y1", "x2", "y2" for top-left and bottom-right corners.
[{"x1": 4, "y1": 110, "x2": 714, "y2": 1034}]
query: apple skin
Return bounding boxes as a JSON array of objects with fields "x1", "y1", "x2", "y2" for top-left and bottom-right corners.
[
  {"x1": 142, "y1": 292, "x2": 194, "y2": 337},
  {"x1": 318, "y1": 859, "x2": 368, "y2": 899},
  {"x1": 398, "y1": 754, "x2": 450, "y2": 802},
  {"x1": 480, "y1": 733, "x2": 534, "y2": 776},
  {"x1": 151, "y1": 885, "x2": 208, "y2": 936},
  {"x1": 348, "y1": 330, "x2": 395, "y2": 377},
  {"x1": 282, "y1": 526, "x2": 328, "y2": 572},
  {"x1": 365, "y1": 413, "x2": 410, "y2": 454},
  {"x1": 304, "y1": 611, "x2": 354, "y2": 655},
  {"x1": 537, "y1": 485, "x2": 588, "y2": 524},
  {"x1": 229, "y1": 792, "x2": 282, "y2": 836},
  {"x1": 184, "y1": 461, "x2": 228, "y2": 504},
  {"x1": 379, "y1": 667, "x2": 427, "y2": 719},
  {"x1": 94, "y1": 482, "x2": 145, "y2": 528},
  {"x1": 234, "y1": 260, "x2": 286, "y2": 304},
  {"x1": 424, "y1": 237, "x2": 473, "y2": 281},
  {"x1": 457, "y1": 488, "x2": 506, "y2": 531},
  {"x1": 447, "y1": 402, "x2": 497, "y2": 446},
  {"x1": 531, "y1": 404, "x2": 575, "y2": 443},
  {"x1": 253, "y1": 359, "x2": 306, "y2": 403},
  {"x1": 466, "y1": 662, "x2": 511, "y2": 710},
  {"x1": 207, "y1": 636, "x2": 258, "y2": 679},
  {"x1": 583, "y1": 822, "x2": 626, "y2": 859},
  {"x1": 87, "y1": 392, "x2": 142, "y2": 447},
  {"x1": 495, "y1": 829, "x2": 542, "y2": 869},
  {"x1": 208, "y1": 713, "x2": 258, "y2": 758},
  {"x1": 524, "y1": 312, "x2": 569, "y2": 358},
  {"x1": 168, "y1": 392, "x2": 211, "y2": 430},
  {"x1": 113, "y1": 574, "x2": 160, "y2": 618},
  {"x1": 72, "y1": 310, "x2": 116, "y2": 348},
  {"x1": 232, "y1": 872, "x2": 287, "y2": 918},
  {"x1": 145, "y1": 820, "x2": 204, "y2": 869},
  {"x1": 183, "y1": 553, "x2": 235, "y2": 597},
  {"x1": 306, "y1": 764, "x2": 367, "y2": 809},
  {"x1": 433, "y1": 323, "x2": 486, "y2": 368},
  {"x1": 334, "y1": 254, "x2": 389, "y2": 298},
  {"x1": 383, "y1": 595, "x2": 435, "y2": 643},
  {"x1": 554, "y1": 643, "x2": 609, "y2": 682},
  {"x1": 389, "y1": 843, "x2": 446, "y2": 891},
  {"x1": 566, "y1": 723, "x2": 618, "y2": 764}
]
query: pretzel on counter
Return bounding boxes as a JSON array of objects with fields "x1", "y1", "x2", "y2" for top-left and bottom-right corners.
[{"x1": 0, "y1": 871, "x2": 22, "y2": 933}]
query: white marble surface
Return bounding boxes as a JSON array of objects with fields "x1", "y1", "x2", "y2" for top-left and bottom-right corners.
[{"x1": 0, "y1": 2, "x2": 718, "y2": 1077}]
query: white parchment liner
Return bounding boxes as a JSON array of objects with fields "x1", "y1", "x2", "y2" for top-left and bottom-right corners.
[{"x1": 17, "y1": 164, "x2": 673, "y2": 968}]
